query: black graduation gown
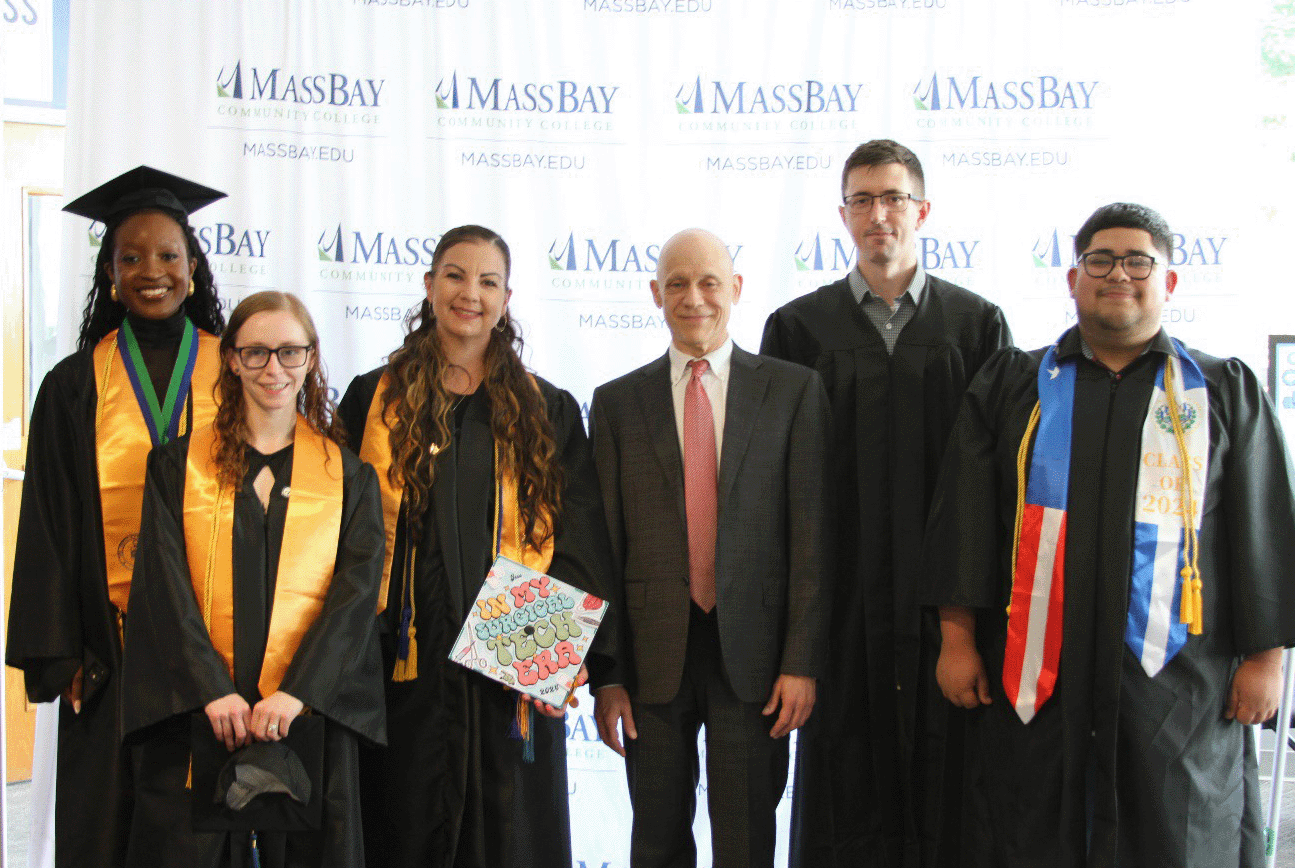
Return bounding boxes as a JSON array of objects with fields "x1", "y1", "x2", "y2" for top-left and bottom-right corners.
[
  {"x1": 339, "y1": 369, "x2": 615, "y2": 868},
  {"x1": 5, "y1": 311, "x2": 214, "y2": 868},
  {"x1": 120, "y1": 436, "x2": 386, "y2": 868},
  {"x1": 760, "y1": 274, "x2": 1012, "y2": 868},
  {"x1": 922, "y1": 327, "x2": 1295, "y2": 868}
]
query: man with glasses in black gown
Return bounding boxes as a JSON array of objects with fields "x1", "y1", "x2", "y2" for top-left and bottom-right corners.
[{"x1": 761, "y1": 139, "x2": 1012, "y2": 868}]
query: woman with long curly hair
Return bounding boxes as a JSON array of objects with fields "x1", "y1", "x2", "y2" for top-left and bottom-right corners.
[
  {"x1": 338, "y1": 225, "x2": 615, "y2": 868},
  {"x1": 121, "y1": 291, "x2": 386, "y2": 867},
  {"x1": 7, "y1": 166, "x2": 229, "y2": 868}
]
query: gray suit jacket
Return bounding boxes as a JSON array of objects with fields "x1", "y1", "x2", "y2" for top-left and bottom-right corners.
[{"x1": 589, "y1": 344, "x2": 832, "y2": 705}]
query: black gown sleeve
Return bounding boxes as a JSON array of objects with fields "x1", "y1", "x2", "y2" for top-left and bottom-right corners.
[
  {"x1": 760, "y1": 304, "x2": 816, "y2": 367},
  {"x1": 1216, "y1": 358, "x2": 1295, "y2": 654},
  {"x1": 338, "y1": 367, "x2": 384, "y2": 451},
  {"x1": 982, "y1": 304, "x2": 1015, "y2": 361},
  {"x1": 921, "y1": 347, "x2": 1037, "y2": 611},
  {"x1": 6, "y1": 359, "x2": 95, "y2": 701},
  {"x1": 279, "y1": 452, "x2": 387, "y2": 745},
  {"x1": 121, "y1": 437, "x2": 238, "y2": 739},
  {"x1": 541, "y1": 382, "x2": 619, "y2": 686}
]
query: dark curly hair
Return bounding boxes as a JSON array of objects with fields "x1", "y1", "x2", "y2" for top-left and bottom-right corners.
[
  {"x1": 212, "y1": 291, "x2": 339, "y2": 491},
  {"x1": 77, "y1": 206, "x2": 225, "y2": 350},
  {"x1": 381, "y1": 225, "x2": 562, "y2": 549}
]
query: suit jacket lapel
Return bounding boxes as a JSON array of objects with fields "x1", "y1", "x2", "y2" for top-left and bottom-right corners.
[
  {"x1": 719, "y1": 346, "x2": 769, "y2": 505},
  {"x1": 636, "y1": 353, "x2": 687, "y2": 524}
]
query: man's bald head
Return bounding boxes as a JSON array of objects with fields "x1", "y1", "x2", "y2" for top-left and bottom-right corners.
[{"x1": 651, "y1": 228, "x2": 743, "y2": 358}]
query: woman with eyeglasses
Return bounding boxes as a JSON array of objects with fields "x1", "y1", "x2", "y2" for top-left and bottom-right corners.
[
  {"x1": 120, "y1": 291, "x2": 385, "y2": 868},
  {"x1": 7, "y1": 167, "x2": 229, "y2": 868},
  {"x1": 338, "y1": 225, "x2": 615, "y2": 868}
]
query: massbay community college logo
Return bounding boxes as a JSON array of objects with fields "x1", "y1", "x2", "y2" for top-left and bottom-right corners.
[
  {"x1": 794, "y1": 233, "x2": 980, "y2": 272},
  {"x1": 317, "y1": 225, "x2": 439, "y2": 267},
  {"x1": 1032, "y1": 230, "x2": 1227, "y2": 269},
  {"x1": 548, "y1": 232, "x2": 746, "y2": 273},
  {"x1": 90, "y1": 221, "x2": 271, "y2": 270},
  {"x1": 548, "y1": 233, "x2": 662, "y2": 273},
  {"x1": 217, "y1": 61, "x2": 386, "y2": 107},
  {"x1": 1032, "y1": 230, "x2": 1074, "y2": 268},
  {"x1": 912, "y1": 72, "x2": 1099, "y2": 111},
  {"x1": 675, "y1": 76, "x2": 866, "y2": 114},
  {"x1": 435, "y1": 71, "x2": 619, "y2": 113}
]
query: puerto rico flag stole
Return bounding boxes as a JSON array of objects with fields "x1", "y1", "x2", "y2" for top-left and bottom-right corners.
[
  {"x1": 1003, "y1": 338, "x2": 1208, "y2": 725},
  {"x1": 1003, "y1": 344, "x2": 1073, "y2": 724}
]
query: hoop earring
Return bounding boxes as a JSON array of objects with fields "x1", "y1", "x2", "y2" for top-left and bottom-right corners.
[
  {"x1": 187, "y1": 281, "x2": 195, "y2": 297},
  {"x1": 494, "y1": 310, "x2": 509, "y2": 333},
  {"x1": 110, "y1": 284, "x2": 119, "y2": 303}
]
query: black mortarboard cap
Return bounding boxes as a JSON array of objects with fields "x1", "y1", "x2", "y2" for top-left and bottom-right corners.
[
  {"x1": 214, "y1": 741, "x2": 313, "y2": 811},
  {"x1": 188, "y1": 714, "x2": 324, "y2": 832},
  {"x1": 62, "y1": 165, "x2": 226, "y2": 225}
]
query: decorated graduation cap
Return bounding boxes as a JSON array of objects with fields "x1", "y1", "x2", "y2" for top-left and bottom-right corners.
[{"x1": 62, "y1": 165, "x2": 226, "y2": 225}]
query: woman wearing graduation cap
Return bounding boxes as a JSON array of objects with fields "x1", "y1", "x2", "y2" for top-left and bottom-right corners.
[
  {"x1": 6, "y1": 166, "x2": 228, "y2": 868},
  {"x1": 337, "y1": 225, "x2": 615, "y2": 868},
  {"x1": 121, "y1": 291, "x2": 385, "y2": 868}
]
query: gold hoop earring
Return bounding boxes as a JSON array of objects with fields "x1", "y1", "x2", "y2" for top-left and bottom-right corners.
[
  {"x1": 187, "y1": 281, "x2": 195, "y2": 297},
  {"x1": 494, "y1": 310, "x2": 509, "y2": 333},
  {"x1": 110, "y1": 284, "x2": 119, "y2": 303}
]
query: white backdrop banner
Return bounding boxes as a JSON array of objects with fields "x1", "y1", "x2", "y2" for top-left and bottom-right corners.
[{"x1": 58, "y1": 2, "x2": 1295, "y2": 867}]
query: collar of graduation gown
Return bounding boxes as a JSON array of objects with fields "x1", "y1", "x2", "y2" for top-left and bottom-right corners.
[
  {"x1": 1057, "y1": 324, "x2": 1175, "y2": 368},
  {"x1": 183, "y1": 418, "x2": 342, "y2": 699},
  {"x1": 94, "y1": 326, "x2": 221, "y2": 614}
]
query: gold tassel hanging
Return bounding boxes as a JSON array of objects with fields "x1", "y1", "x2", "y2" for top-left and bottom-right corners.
[
  {"x1": 1164, "y1": 356, "x2": 1204, "y2": 636},
  {"x1": 1006, "y1": 402, "x2": 1043, "y2": 618},
  {"x1": 391, "y1": 536, "x2": 419, "y2": 681}
]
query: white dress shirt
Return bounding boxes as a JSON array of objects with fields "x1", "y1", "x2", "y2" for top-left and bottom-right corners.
[{"x1": 667, "y1": 337, "x2": 733, "y2": 463}]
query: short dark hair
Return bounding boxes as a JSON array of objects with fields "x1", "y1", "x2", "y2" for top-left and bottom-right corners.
[
  {"x1": 1073, "y1": 203, "x2": 1173, "y2": 261},
  {"x1": 840, "y1": 139, "x2": 925, "y2": 198}
]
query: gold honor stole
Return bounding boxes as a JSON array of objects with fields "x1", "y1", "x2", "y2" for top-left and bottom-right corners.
[
  {"x1": 360, "y1": 372, "x2": 554, "y2": 679},
  {"x1": 94, "y1": 328, "x2": 221, "y2": 614},
  {"x1": 183, "y1": 418, "x2": 342, "y2": 698}
]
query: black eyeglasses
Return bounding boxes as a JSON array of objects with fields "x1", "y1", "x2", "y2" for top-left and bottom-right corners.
[
  {"x1": 1078, "y1": 252, "x2": 1156, "y2": 280},
  {"x1": 842, "y1": 192, "x2": 923, "y2": 215},
  {"x1": 233, "y1": 345, "x2": 314, "y2": 369}
]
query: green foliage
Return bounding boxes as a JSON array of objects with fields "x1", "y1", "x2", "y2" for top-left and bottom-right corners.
[{"x1": 1262, "y1": 0, "x2": 1295, "y2": 78}]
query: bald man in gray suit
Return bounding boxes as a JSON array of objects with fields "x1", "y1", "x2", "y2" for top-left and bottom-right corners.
[{"x1": 590, "y1": 229, "x2": 832, "y2": 868}]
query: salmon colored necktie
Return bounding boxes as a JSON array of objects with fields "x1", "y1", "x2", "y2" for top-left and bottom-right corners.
[{"x1": 684, "y1": 359, "x2": 717, "y2": 613}]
